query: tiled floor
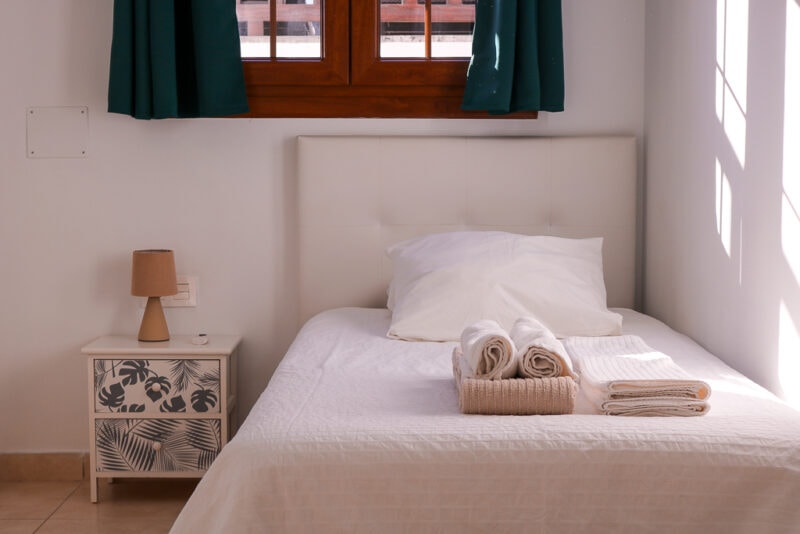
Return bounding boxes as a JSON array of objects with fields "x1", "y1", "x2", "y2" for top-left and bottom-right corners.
[{"x1": 0, "y1": 479, "x2": 197, "y2": 534}]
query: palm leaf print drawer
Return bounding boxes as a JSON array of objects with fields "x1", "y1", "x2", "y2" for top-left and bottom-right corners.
[
  {"x1": 95, "y1": 418, "x2": 221, "y2": 472},
  {"x1": 82, "y1": 335, "x2": 240, "y2": 502},
  {"x1": 93, "y1": 359, "x2": 221, "y2": 414}
]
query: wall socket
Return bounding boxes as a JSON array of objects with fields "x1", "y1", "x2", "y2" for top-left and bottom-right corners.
[{"x1": 162, "y1": 275, "x2": 198, "y2": 307}]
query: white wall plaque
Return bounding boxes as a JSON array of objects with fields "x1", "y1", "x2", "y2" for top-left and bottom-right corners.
[{"x1": 26, "y1": 106, "x2": 89, "y2": 158}]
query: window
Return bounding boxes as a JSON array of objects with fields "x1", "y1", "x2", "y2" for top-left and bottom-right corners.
[{"x1": 235, "y1": 0, "x2": 529, "y2": 118}]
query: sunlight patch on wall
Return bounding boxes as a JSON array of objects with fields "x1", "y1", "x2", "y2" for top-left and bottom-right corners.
[
  {"x1": 778, "y1": 0, "x2": 800, "y2": 410},
  {"x1": 783, "y1": 0, "x2": 800, "y2": 286},
  {"x1": 715, "y1": 0, "x2": 749, "y2": 168},
  {"x1": 715, "y1": 158, "x2": 733, "y2": 258},
  {"x1": 778, "y1": 301, "x2": 800, "y2": 409}
]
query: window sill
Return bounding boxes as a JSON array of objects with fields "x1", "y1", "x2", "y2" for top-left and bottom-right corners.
[{"x1": 239, "y1": 85, "x2": 539, "y2": 119}]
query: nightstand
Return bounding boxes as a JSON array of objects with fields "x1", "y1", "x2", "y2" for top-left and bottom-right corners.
[{"x1": 81, "y1": 335, "x2": 241, "y2": 503}]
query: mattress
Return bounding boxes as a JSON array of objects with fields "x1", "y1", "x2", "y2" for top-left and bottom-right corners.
[{"x1": 170, "y1": 308, "x2": 800, "y2": 533}]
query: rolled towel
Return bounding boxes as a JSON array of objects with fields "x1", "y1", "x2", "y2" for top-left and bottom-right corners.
[
  {"x1": 510, "y1": 317, "x2": 576, "y2": 379},
  {"x1": 460, "y1": 319, "x2": 518, "y2": 380}
]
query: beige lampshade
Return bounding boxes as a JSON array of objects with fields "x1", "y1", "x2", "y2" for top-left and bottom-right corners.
[
  {"x1": 131, "y1": 249, "x2": 177, "y2": 342},
  {"x1": 131, "y1": 249, "x2": 178, "y2": 297}
]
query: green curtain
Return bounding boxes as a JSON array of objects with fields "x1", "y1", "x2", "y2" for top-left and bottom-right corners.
[
  {"x1": 462, "y1": 0, "x2": 564, "y2": 115},
  {"x1": 108, "y1": 0, "x2": 249, "y2": 119}
]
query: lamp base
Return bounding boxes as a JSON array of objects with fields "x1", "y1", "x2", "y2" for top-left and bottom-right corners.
[{"x1": 138, "y1": 296, "x2": 170, "y2": 342}]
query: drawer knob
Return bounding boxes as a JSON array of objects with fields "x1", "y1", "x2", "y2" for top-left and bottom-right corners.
[
  {"x1": 151, "y1": 383, "x2": 162, "y2": 393},
  {"x1": 152, "y1": 441, "x2": 162, "y2": 451}
]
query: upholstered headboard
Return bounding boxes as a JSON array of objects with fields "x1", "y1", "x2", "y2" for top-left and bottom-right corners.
[{"x1": 297, "y1": 136, "x2": 637, "y2": 323}]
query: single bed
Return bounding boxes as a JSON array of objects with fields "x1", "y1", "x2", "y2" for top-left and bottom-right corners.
[{"x1": 170, "y1": 136, "x2": 800, "y2": 533}]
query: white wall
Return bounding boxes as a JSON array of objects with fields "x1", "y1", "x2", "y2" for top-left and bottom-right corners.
[
  {"x1": 0, "y1": 0, "x2": 645, "y2": 452},
  {"x1": 644, "y1": 0, "x2": 800, "y2": 405}
]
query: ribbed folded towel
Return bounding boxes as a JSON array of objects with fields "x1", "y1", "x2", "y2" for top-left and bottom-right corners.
[
  {"x1": 510, "y1": 317, "x2": 576, "y2": 379},
  {"x1": 564, "y1": 335, "x2": 711, "y2": 416},
  {"x1": 453, "y1": 348, "x2": 577, "y2": 415},
  {"x1": 460, "y1": 319, "x2": 518, "y2": 380}
]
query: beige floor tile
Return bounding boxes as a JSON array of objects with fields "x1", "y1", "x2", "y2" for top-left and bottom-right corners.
[
  {"x1": 36, "y1": 517, "x2": 178, "y2": 534},
  {"x1": 0, "y1": 482, "x2": 79, "y2": 520},
  {"x1": 52, "y1": 479, "x2": 197, "y2": 521},
  {"x1": 0, "y1": 519, "x2": 43, "y2": 534}
]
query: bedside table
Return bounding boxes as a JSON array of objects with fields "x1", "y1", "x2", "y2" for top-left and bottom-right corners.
[{"x1": 81, "y1": 335, "x2": 241, "y2": 503}]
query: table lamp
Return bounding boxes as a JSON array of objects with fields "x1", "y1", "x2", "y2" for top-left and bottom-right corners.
[{"x1": 131, "y1": 249, "x2": 178, "y2": 342}]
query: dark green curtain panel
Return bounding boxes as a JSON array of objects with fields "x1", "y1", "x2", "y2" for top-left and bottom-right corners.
[
  {"x1": 462, "y1": 0, "x2": 564, "y2": 114},
  {"x1": 108, "y1": 0, "x2": 249, "y2": 119}
]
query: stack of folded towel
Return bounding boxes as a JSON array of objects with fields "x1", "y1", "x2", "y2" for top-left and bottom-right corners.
[
  {"x1": 563, "y1": 335, "x2": 711, "y2": 416},
  {"x1": 453, "y1": 317, "x2": 578, "y2": 415}
]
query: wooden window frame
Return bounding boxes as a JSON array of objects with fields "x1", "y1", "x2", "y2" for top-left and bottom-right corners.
[{"x1": 240, "y1": 0, "x2": 536, "y2": 118}]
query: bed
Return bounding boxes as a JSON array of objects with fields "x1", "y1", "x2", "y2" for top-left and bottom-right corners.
[{"x1": 170, "y1": 136, "x2": 800, "y2": 533}]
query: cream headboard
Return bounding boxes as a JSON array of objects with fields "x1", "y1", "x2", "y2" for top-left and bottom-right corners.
[{"x1": 297, "y1": 136, "x2": 637, "y2": 323}]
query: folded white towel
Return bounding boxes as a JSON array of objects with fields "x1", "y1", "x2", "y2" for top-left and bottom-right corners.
[
  {"x1": 564, "y1": 335, "x2": 711, "y2": 416},
  {"x1": 460, "y1": 319, "x2": 518, "y2": 380},
  {"x1": 600, "y1": 397, "x2": 711, "y2": 416},
  {"x1": 579, "y1": 380, "x2": 711, "y2": 416},
  {"x1": 510, "y1": 317, "x2": 576, "y2": 379}
]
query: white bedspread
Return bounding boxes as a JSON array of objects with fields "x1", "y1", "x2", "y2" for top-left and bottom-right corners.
[{"x1": 171, "y1": 308, "x2": 800, "y2": 534}]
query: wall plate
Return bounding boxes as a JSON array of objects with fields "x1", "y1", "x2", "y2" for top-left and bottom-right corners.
[
  {"x1": 26, "y1": 106, "x2": 89, "y2": 158},
  {"x1": 137, "y1": 275, "x2": 199, "y2": 308},
  {"x1": 162, "y1": 275, "x2": 198, "y2": 308}
]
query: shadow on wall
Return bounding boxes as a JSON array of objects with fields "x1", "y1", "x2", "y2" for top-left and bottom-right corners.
[{"x1": 710, "y1": 0, "x2": 800, "y2": 408}]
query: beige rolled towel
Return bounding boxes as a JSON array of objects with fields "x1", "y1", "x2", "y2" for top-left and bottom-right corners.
[
  {"x1": 453, "y1": 348, "x2": 577, "y2": 415},
  {"x1": 510, "y1": 317, "x2": 577, "y2": 379},
  {"x1": 460, "y1": 319, "x2": 518, "y2": 380}
]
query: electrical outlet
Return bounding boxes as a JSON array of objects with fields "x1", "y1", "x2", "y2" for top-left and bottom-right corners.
[{"x1": 162, "y1": 275, "x2": 198, "y2": 307}]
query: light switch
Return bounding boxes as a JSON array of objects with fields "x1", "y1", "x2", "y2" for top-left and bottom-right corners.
[{"x1": 162, "y1": 275, "x2": 198, "y2": 307}]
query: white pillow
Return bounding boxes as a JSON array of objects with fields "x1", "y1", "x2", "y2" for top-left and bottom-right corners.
[{"x1": 386, "y1": 231, "x2": 622, "y2": 341}]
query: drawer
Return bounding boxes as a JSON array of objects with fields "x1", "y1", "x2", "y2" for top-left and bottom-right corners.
[
  {"x1": 93, "y1": 359, "x2": 221, "y2": 414},
  {"x1": 94, "y1": 418, "x2": 221, "y2": 472}
]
